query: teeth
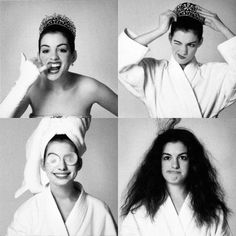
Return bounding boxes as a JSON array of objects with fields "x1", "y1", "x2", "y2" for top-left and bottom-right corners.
[{"x1": 51, "y1": 63, "x2": 61, "y2": 68}]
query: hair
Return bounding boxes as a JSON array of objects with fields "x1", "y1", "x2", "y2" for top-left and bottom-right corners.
[
  {"x1": 170, "y1": 16, "x2": 203, "y2": 41},
  {"x1": 121, "y1": 128, "x2": 230, "y2": 230},
  {"x1": 44, "y1": 134, "x2": 82, "y2": 169},
  {"x1": 38, "y1": 25, "x2": 75, "y2": 53}
]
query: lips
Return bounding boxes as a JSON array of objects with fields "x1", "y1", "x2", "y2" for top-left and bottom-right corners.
[
  {"x1": 177, "y1": 54, "x2": 186, "y2": 60},
  {"x1": 48, "y1": 62, "x2": 61, "y2": 74},
  {"x1": 53, "y1": 172, "x2": 70, "y2": 178},
  {"x1": 167, "y1": 170, "x2": 181, "y2": 174}
]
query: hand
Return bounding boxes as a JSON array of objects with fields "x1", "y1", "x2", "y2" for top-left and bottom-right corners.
[
  {"x1": 197, "y1": 6, "x2": 226, "y2": 32},
  {"x1": 18, "y1": 53, "x2": 49, "y2": 87},
  {"x1": 158, "y1": 10, "x2": 177, "y2": 34}
]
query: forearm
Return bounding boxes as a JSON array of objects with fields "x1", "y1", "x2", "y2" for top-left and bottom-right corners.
[
  {"x1": 219, "y1": 25, "x2": 235, "y2": 40},
  {"x1": 133, "y1": 27, "x2": 166, "y2": 46},
  {"x1": 0, "y1": 80, "x2": 30, "y2": 118}
]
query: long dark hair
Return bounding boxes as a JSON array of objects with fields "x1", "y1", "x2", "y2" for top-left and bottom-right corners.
[{"x1": 121, "y1": 128, "x2": 230, "y2": 229}]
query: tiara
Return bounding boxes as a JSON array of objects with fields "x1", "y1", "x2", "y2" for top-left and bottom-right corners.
[
  {"x1": 39, "y1": 13, "x2": 76, "y2": 37},
  {"x1": 174, "y1": 2, "x2": 205, "y2": 24}
]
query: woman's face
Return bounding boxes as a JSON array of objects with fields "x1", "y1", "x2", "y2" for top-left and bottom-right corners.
[
  {"x1": 161, "y1": 141, "x2": 189, "y2": 187},
  {"x1": 169, "y1": 30, "x2": 202, "y2": 67},
  {"x1": 43, "y1": 140, "x2": 79, "y2": 187},
  {"x1": 39, "y1": 32, "x2": 76, "y2": 81}
]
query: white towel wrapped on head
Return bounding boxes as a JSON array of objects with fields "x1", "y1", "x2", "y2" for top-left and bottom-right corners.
[{"x1": 15, "y1": 117, "x2": 90, "y2": 198}]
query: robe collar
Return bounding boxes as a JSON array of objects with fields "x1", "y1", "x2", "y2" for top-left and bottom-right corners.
[
  {"x1": 169, "y1": 55, "x2": 200, "y2": 83},
  {"x1": 43, "y1": 182, "x2": 88, "y2": 236}
]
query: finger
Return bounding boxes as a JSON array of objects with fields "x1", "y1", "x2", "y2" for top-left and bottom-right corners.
[
  {"x1": 39, "y1": 64, "x2": 51, "y2": 73},
  {"x1": 197, "y1": 11, "x2": 215, "y2": 17},
  {"x1": 196, "y1": 5, "x2": 212, "y2": 13}
]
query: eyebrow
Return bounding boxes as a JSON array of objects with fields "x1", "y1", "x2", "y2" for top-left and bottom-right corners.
[
  {"x1": 173, "y1": 40, "x2": 197, "y2": 44},
  {"x1": 40, "y1": 43, "x2": 69, "y2": 48},
  {"x1": 162, "y1": 152, "x2": 188, "y2": 156}
]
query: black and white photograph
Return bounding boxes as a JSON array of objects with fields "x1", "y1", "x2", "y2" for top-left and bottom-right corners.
[
  {"x1": 118, "y1": 0, "x2": 236, "y2": 118},
  {"x1": 0, "y1": 0, "x2": 118, "y2": 118},
  {"x1": 119, "y1": 118, "x2": 236, "y2": 235},
  {"x1": 0, "y1": 117, "x2": 118, "y2": 235}
]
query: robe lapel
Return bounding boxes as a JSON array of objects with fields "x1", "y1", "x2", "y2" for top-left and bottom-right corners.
[
  {"x1": 65, "y1": 183, "x2": 88, "y2": 236},
  {"x1": 161, "y1": 196, "x2": 186, "y2": 236},
  {"x1": 179, "y1": 194, "x2": 195, "y2": 232},
  {"x1": 165, "y1": 56, "x2": 202, "y2": 117},
  {"x1": 44, "y1": 187, "x2": 69, "y2": 235}
]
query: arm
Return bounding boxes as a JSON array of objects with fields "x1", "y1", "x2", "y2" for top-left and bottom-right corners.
[
  {"x1": 134, "y1": 10, "x2": 177, "y2": 46},
  {"x1": 197, "y1": 6, "x2": 235, "y2": 39},
  {"x1": 0, "y1": 54, "x2": 48, "y2": 118}
]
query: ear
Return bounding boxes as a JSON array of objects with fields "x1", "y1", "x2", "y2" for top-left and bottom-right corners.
[
  {"x1": 168, "y1": 33, "x2": 172, "y2": 43},
  {"x1": 198, "y1": 37, "x2": 203, "y2": 47},
  {"x1": 76, "y1": 157, "x2": 82, "y2": 172},
  {"x1": 40, "y1": 158, "x2": 46, "y2": 171},
  {"x1": 71, "y1": 50, "x2": 77, "y2": 64}
]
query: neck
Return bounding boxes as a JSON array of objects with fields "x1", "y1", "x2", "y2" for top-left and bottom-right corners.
[
  {"x1": 50, "y1": 181, "x2": 79, "y2": 200},
  {"x1": 44, "y1": 71, "x2": 72, "y2": 90},
  {"x1": 167, "y1": 183, "x2": 188, "y2": 200}
]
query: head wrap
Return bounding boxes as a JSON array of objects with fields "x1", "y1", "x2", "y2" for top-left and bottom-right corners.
[
  {"x1": 174, "y1": 2, "x2": 205, "y2": 24},
  {"x1": 15, "y1": 117, "x2": 90, "y2": 198}
]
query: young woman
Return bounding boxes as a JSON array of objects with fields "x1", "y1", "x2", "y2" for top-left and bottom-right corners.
[
  {"x1": 0, "y1": 14, "x2": 117, "y2": 117},
  {"x1": 120, "y1": 127, "x2": 231, "y2": 235},
  {"x1": 119, "y1": 2, "x2": 236, "y2": 118},
  {"x1": 7, "y1": 117, "x2": 117, "y2": 236}
]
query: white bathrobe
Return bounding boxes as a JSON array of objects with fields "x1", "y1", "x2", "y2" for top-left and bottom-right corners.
[
  {"x1": 120, "y1": 195, "x2": 231, "y2": 236},
  {"x1": 7, "y1": 183, "x2": 117, "y2": 236},
  {"x1": 119, "y1": 29, "x2": 236, "y2": 118}
]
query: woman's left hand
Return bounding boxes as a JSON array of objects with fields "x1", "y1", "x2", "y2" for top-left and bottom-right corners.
[{"x1": 197, "y1": 6, "x2": 235, "y2": 39}]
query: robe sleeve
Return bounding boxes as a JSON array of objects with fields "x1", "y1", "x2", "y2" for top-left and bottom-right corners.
[
  {"x1": 120, "y1": 213, "x2": 141, "y2": 236},
  {"x1": 6, "y1": 201, "x2": 33, "y2": 236},
  {"x1": 118, "y1": 29, "x2": 165, "y2": 103},
  {"x1": 216, "y1": 36, "x2": 236, "y2": 111}
]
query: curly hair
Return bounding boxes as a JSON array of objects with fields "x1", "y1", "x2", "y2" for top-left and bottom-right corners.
[{"x1": 121, "y1": 128, "x2": 230, "y2": 230}]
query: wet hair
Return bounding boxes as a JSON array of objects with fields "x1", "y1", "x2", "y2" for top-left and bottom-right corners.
[
  {"x1": 121, "y1": 128, "x2": 230, "y2": 230},
  {"x1": 38, "y1": 25, "x2": 75, "y2": 53},
  {"x1": 170, "y1": 16, "x2": 203, "y2": 41},
  {"x1": 44, "y1": 134, "x2": 82, "y2": 169}
]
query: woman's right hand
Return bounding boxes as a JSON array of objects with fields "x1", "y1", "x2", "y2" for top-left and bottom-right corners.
[
  {"x1": 18, "y1": 53, "x2": 48, "y2": 87},
  {"x1": 158, "y1": 10, "x2": 177, "y2": 34}
]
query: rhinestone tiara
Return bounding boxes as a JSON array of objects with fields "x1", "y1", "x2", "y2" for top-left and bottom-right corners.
[
  {"x1": 174, "y1": 2, "x2": 205, "y2": 24},
  {"x1": 39, "y1": 13, "x2": 76, "y2": 37}
]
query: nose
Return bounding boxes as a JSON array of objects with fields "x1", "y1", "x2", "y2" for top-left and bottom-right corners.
[
  {"x1": 57, "y1": 158, "x2": 67, "y2": 170},
  {"x1": 171, "y1": 158, "x2": 180, "y2": 169},
  {"x1": 180, "y1": 45, "x2": 188, "y2": 55},
  {"x1": 50, "y1": 50, "x2": 59, "y2": 60}
]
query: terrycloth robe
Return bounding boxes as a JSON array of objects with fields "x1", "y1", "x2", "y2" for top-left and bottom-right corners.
[
  {"x1": 7, "y1": 183, "x2": 117, "y2": 236},
  {"x1": 119, "y1": 29, "x2": 236, "y2": 118},
  {"x1": 120, "y1": 195, "x2": 232, "y2": 236}
]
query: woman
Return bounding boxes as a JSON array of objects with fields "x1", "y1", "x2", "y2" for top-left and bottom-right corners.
[
  {"x1": 0, "y1": 13, "x2": 117, "y2": 117},
  {"x1": 120, "y1": 127, "x2": 231, "y2": 235},
  {"x1": 119, "y1": 2, "x2": 236, "y2": 117},
  {"x1": 7, "y1": 117, "x2": 117, "y2": 236}
]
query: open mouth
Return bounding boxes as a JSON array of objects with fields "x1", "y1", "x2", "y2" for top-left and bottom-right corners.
[
  {"x1": 53, "y1": 172, "x2": 70, "y2": 178},
  {"x1": 48, "y1": 63, "x2": 61, "y2": 74}
]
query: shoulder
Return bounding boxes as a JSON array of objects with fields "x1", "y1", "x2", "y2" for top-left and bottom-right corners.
[
  {"x1": 86, "y1": 193, "x2": 110, "y2": 211},
  {"x1": 140, "y1": 57, "x2": 168, "y2": 69},
  {"x1": 71, "y1": 73, "x2": 104, "y2": 93}
]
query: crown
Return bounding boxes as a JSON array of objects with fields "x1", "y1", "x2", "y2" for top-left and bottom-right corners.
[
  {"x1": 174, "y1": 2, "x2": 205, "y2": 24},
  {"x1": 39, "y1": 13, "x2": 76, "y2": 37}
]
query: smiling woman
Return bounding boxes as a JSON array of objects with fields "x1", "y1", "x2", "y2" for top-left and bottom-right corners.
[{"x1": 0, "y1": 13, "x2": 118, "y2": 118}]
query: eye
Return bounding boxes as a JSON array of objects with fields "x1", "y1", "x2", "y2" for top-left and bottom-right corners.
[
  {"x1": 46, "y1": 154, "x2": 59, "y2": 165},
  {"x1": 59, "y1": 48, "x2": 68, "y2": 53},
  {"x1": 188, "y1": 44, "x2": 196, "y2": 48},
  {"x1": 179, "y1": 155, "x2": 188, "y2": 161},
  {"x1": 162, "y1": 155, "x2": 171, "y2": 160},
  {"x1": 41, "y1": 49, "x2": 49, "y2": 54}
]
